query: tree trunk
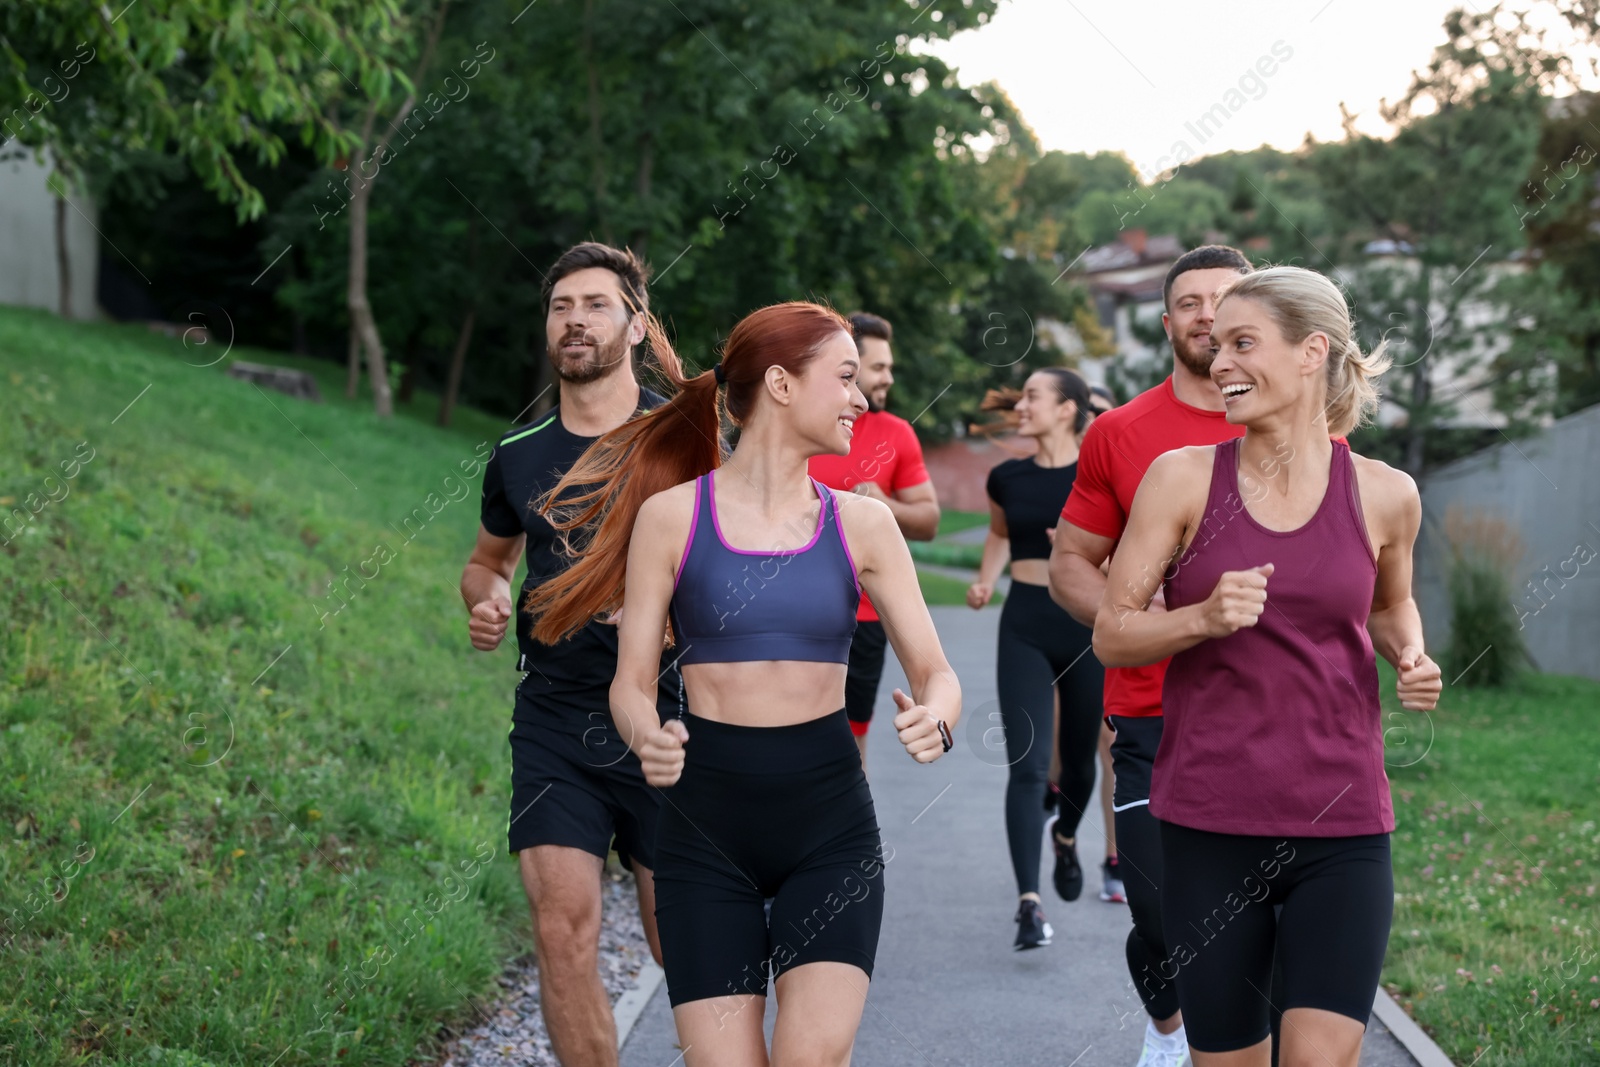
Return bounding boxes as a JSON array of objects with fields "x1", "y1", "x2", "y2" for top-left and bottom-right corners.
[
  {"x1": 347, "y1": 172, "x2": 393, "y2": 418},
  {"x1": 54, "y1": 193, "x2": 71, "y2": 319},
  {"x1": 1403, "y1": 362, "x2": 1430, "y2": 474},
  {"x1": 344, "y1": 316, "x2": 362, "y2": 398},
  {"x1": 438, "y1": 308, "x2": 476, "y2": 428},
  {"x1": 341, "y1": 1, "x2": 450, "y2": 418},
  {"x1": 439, "y1": 215, "x2": 480, "y2": 428},
  {"x1": 398, "y1": 326, "x2": 422, "y2": 405},
  {"x1": 1402, "y1": 268, "x2": 1435, "y2": 476},
  {"x1": 630, "y1": 131, "x2": 654, "y2": 258},
  {"x1": 524, "y1": 340, "x2": 554, "y2": 421}
]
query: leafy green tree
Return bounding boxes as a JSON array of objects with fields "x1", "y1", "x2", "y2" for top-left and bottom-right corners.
[
  {"x1": 1492, "y1": 91, "x2": 1600, "y2": 426},
  {"x1": 1314, "y1": 7, "x2": 1561, "y2": 473},
  {"x1": 950, "y1": 133, "x2": 1108, "y2": 388},
  {"x1": 0, "y1": 2, "x2": 379, "y2": 217},
  {"x1": 268, "y1": 0, "x2": 1020, "y2": 436},
  {"x1": 0, "y1": 0, "x2": 428, "y2": 416},
  {"x1": 297, "y1": 0, "x2": 453, "y2": 416}
]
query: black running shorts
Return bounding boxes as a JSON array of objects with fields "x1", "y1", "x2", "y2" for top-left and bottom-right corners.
[
  {"x1": 1107, "y1": 714, "x2": 1163, "y2": 810},
  {"x1": 506, "y1": 704, "x2": 661, "y2": 870},
  {"x1": 653, "y1": 710, "x2": 886, "y2": 1006},
  {"x1": 1159, "y1": 822, "x2": 1393, "y2": 1052}
]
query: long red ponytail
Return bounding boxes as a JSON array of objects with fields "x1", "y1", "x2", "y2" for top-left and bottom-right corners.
[{"x1": 526, "y1": 301, "x2": 853, "y2": 643}]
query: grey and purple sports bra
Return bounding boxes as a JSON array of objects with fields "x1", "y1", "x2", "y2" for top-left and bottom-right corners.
[{"x1": 669, "y1": 471, "x2": 860, "y2": 665}]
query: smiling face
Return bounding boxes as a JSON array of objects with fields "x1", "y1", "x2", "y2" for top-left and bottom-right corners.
[
  {"x1": 545, "y1": 267, "x2": 645, "y2": 384},
  {"x1": 1014, "y1": 371, "x2": 1075, "y2": 439},
  {"x1": 1210, "y1": 296, "x2": 1327, "y2": 425},
  {"x1": 1164, "y1": 266, "x2": 1246, "y2": 378},
  {"x1": 793, "y1": 330, "x2": 869, "y2": 455},
  {"x1": 857, "y1": 335, "x2": 895, "y2": 412}
]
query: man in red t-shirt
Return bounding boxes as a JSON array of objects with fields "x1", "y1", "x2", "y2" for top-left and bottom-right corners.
[
  {"x1": 1051, "y1": 246, "x2": 1251, "y2": 1064},
  {"x1": 809, "y1": 312, "x2": 940, "y2": 766}
]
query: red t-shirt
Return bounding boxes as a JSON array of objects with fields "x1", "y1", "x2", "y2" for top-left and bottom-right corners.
[
  {"x1": 809, "y1": 409, "x2": 930, "y2": 622},
  {"x1": 1060, "y1": 377, "x2": 1245, "y2": 719}
]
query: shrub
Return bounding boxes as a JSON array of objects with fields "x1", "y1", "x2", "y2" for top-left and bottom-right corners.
[
  {"x1": 1441, "y1": 508, "x2": 1529, "y2": 687},
  {"x1": 907, "y1": 540, "x2": 984, "y2": 569}
]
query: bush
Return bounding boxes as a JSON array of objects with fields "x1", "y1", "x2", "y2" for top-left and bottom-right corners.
[
  {"x1": 1441, "y1": 508, "x2": 1529, "y2": 687},
  {"x1": 907, "y1": 540, "x2": 983, "y2": 569}
]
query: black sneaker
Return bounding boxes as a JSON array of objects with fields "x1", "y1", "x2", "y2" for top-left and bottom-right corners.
[
  {"x1": 1014, "y1": 899, "x2": 1053, "y2": 950},
  {"x1": 1050, "y1": 823, "x2": 1084, "y2": 902}
]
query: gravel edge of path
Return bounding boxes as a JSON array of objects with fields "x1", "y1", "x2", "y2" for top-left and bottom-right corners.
[{"x1": 427, "y1": 858, "x2": 652, "y2": 1067}]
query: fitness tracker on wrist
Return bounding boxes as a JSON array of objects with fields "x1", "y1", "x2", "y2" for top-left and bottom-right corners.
[{"x1": 936, "y1": 719, "x2": 953, "y2": 753}]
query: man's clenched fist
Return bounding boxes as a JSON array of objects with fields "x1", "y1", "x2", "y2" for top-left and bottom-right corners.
[{"x1": 469, "y1": 595, "x2": 513, "y2": 651}]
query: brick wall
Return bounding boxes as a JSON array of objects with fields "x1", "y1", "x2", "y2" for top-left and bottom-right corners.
[{"x1": 922, "y1": 434, "x2": 1038, "y2": 514}]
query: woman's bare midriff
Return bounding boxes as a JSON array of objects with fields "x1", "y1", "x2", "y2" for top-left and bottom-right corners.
[{"x1": 680, "y1": 660, "x2": 850, "y2": 725}]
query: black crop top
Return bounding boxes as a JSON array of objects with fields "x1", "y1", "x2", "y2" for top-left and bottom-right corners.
[{"x1": 985, "y1": 457, "x2": 1078, "y2": 561}]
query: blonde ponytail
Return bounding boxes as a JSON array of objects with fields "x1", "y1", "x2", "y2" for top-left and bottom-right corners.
[{"x1": 1326, "y1": 333, "x2": 1391, "y2": 439}]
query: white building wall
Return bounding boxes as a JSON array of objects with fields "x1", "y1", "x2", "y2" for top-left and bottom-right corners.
[{"x1": 0, "y1": 149, "x2": 100, "y2": 319}]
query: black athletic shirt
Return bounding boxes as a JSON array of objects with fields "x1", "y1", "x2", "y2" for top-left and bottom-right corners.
[
  {"x1": 479, "y1": 391, "x2": 680, "y2": 736},
  {"x1": 985, "y1": 457, "x2": 1079, "y2": 561}
]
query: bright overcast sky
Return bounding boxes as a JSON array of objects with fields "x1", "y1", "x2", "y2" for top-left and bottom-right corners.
[{"x1": 929, "y1": 0, "x2": 1594, "y2": 174}]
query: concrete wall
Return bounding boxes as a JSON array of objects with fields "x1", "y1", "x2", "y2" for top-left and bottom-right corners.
[
  {"x1": 0, "y1": 150, "x2": 100, "y2": 319},
  {"x1": 1415, "y1": 404, "x2": 1600, "y2": 680}
]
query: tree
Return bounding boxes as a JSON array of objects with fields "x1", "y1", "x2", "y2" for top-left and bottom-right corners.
[
  {"x1": 1, "y1": 0, "x2": 420, "y2": 417},
  {"x1": 949, "y1": 133, "x2": 1108, "y2": 385},
  {"x1": 1314, "y1": 6, "x2": 1564, "y2": 473},
  {"x1": 0, "y1": 1, "x2": 405, "y2": 216},
  {"x1": 263, "y1": 0, "x2": 1018, "y2": 435},
  {"x1": 293, "y1": 0, "x2": 452, "y2": 416},
  {"x1": 1492, "y1": 92, "x2": 1600, "y2": 426}
]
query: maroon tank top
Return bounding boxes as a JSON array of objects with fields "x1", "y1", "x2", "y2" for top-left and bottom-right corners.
[{"x1": 1153, "y1": 438, "x2": 1393, "y2": 837}]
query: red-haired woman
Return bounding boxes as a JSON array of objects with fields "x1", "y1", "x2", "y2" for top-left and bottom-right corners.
[{"x1": 527, "y1": 301, "x2": 961, "y2": 1066}]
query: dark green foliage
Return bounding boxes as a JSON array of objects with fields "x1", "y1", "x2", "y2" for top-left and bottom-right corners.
[{"x1": 1444, "y1": 551, "x2": 1530, "y2": 687}]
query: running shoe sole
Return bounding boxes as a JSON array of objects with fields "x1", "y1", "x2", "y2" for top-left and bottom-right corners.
[{"x1": 1014, "y1": 924, "x2": 1053, "y2": 950}]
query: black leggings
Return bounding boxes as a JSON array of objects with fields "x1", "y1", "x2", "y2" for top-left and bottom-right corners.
[
  {"x1": 652, "y1": 710, "x2": 886, "y2": 1007},
  {"x1": 997, "y1": 581, "x2": 1103, "y2": 896},
  {"x1": 1159, "y1": 822, "x2": 1393, "y2": 1053}
]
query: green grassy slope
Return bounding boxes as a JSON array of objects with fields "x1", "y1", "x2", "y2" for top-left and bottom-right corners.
[{"x1": 1, "y1": 308, "x2": 528, "y2": 1066}]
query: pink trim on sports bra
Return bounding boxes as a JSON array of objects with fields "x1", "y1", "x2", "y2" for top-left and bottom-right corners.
[{"x1": 672, "y1": 479, "x2": 702, "y2": 591}]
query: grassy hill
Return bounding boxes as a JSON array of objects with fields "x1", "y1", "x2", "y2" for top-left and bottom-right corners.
[{"x1": 1, "y1": 308, "x2": 529, "y2": 1065}]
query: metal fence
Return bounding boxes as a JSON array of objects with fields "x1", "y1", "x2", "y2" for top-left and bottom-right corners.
[{"x1": 1414, "y1": 404, "x2": 1600, "y2": 681}]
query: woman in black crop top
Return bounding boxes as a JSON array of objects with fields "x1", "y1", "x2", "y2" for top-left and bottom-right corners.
[{"x1": 968, "y1": 368, "x2": 1108, "y2": 950}]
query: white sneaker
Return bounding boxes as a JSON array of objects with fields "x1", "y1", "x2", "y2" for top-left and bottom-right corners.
[{"x1": 1133, "y1": 1020, "x2": 1190, "y2": 1067}]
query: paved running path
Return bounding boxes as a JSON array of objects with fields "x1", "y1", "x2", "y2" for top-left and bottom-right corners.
[{"x1": 621, "y1": 605, "x2": 1420, "y2": 1067}]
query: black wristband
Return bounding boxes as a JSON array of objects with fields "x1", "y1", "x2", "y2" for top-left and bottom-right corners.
[{"x1": 936, "y1": 719, "x2": 953, "y2": 752}]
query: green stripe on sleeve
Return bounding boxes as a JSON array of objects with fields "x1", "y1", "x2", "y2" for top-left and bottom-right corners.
[{"x1": 500, "y1": 412, "x2": 558, "y2": 446}]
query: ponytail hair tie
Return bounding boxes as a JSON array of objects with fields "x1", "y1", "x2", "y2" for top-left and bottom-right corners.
[{"x1": 713, "y1": 361, "x2": 727, "y2": 385}]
